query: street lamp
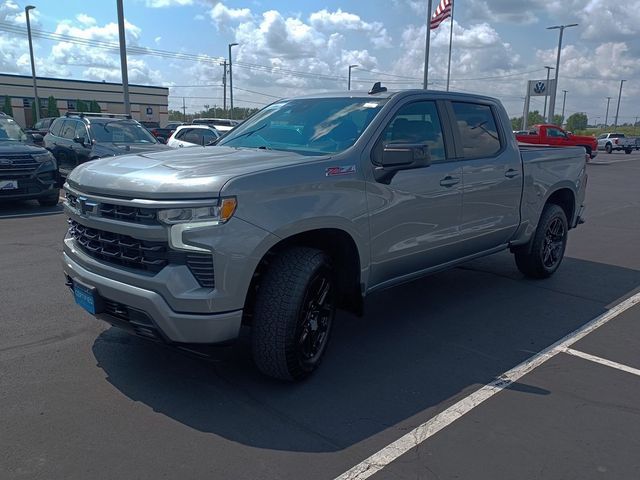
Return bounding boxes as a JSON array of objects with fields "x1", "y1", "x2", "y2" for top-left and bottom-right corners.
[
  {"x1": 542, "y1": 66, "x2": 554, "y2": 122},
  {"x1": 348, "y1": 64, "x2": 358, "y2": 90},
  {"x1": 614, "y1": 79, "x2": 625, "y2": 128},
  {"x1": 546, "y1": 23, "x2": 578, "y2": 125},
  {"x1": 604, "y1": 97, "x2": 611, "y2": 127},
  {"x1": 25, "y1": 5, "x2": 40, "y2": 123},
  {"x1": 561, "y1": 90, "x2": 568, "y2": 125},
  {"x1": 228, "y1": 42, "x2": 238, "y2": 119}
]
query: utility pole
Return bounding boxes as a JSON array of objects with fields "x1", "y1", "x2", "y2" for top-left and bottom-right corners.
[
  {"x1": 25, "y1": 5, "x2": 39, "y2": 124},
  {"x1": 546, "y1": 23, "x2": 578, "y2": 126},
  {"x1": 116, "y1": 0, "x2": 131, "y2": 116},
  {"x1": 182, "y1": 97, "x2": 186, "y2": 122},
  {"x1": 228, "y1": 42, "x2": 238, "y2": 119},
  {"x1": 221, "y1": 61, "x2": 228, "y2": 113},
  {"x1": 542, "y1": 66, "x2": 554, "y2": 122},
  {"x1": 614, "y1": 79, "x2": 625, "y2": 128},
  {"x1": 561, "y1": 90, "x2": 568, "y2": 125},
  {"x1": 604, "y1": 97, "x2": 611, "y2": 127}
]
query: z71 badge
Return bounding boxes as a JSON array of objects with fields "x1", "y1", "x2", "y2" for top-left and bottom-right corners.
[{"x1": 325, "y1": 165, "x2": 356, "y2": 177}]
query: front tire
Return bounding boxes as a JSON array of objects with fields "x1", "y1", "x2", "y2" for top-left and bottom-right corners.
[
  {"x1": 251, "y1": 247, "x2": 336, "y2": 381},
  {"x1": 38, "y1": 189, "x2": 60, "y2": 207},
  {"x1": 514, "y1": 204, "x2": 568, "y2": 279},
  {"x1": 625, "y1": 148, "x2": 632, "y2": 154}
]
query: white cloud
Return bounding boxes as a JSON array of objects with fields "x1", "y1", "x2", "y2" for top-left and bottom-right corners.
[
  {"x1": 76, "y1": 13, "x2": 96, "y2": 26},
  {"x1": 308, "y1": 9, "x2": 391, "y2": 47},
  {"x1": 465, "y1": 0, "x2": 539, "y2": 25},
  {"x1": 144, "y1": 0, "x2": 193, "y2": 7},
  {"x1": 209, "y1": 3, "x2": 253, "y2": 28}
]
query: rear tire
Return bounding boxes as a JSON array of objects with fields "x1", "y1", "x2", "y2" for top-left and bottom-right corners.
[
  {"x1": 605, "y1": 143, "x2": 612, "y2": 154},
  {"x1": 514, "y1": 204, "x2": 568, "y2": 279},
  {"x1": 625, "y1": 148, "x2": 632, "y2": 154},
  {"x1": 251, "y1": 247, "x2": 336, "y2": 381}
]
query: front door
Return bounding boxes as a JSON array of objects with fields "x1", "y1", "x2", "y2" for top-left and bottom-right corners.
[{"x1": 366, "y1": 99, "x2": 463, "y2": 288}]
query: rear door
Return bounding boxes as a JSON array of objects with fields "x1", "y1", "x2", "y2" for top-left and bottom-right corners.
[
  {"x1": 366, "y1": 98, "x2": 463, "y2": 287},
  {"x1": 449, "y1": 101, "x2": 522, "y2": 255},
  {"x1": 56, "y1": 120, "x2": 79, "y2": 177}
]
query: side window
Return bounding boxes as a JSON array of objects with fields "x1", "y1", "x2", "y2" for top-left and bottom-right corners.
[
  {"x1": 547, "y1": 128, "x2": 565, "y2": 138},
  {"x1": 75, "y1": 122, "x2": 89, "y2": 140},
  {"x1": 60, "y1": 120, "x2": 77, "y2": 140},
  {"x1": 451, "y1": 102, "x2": 501, "y2": 158},
  {"x1": 202, "y1": 130, "x2": 218, "y2": 144},
  {"x1": 34, "y1": 120, "x2": 43, "y2": 129},
  {"x1": 374, "y1": 100, "x2": 446, "y2": 163},
  {"x1": 182, "y1": 130, "x2": 203, "y2": 145},
  {"x1": 49, "y1": 118, "x2": 63, "y2": 136},
  {"x1": 174, "y1": 128, "x2": 189, "y2": 140}
]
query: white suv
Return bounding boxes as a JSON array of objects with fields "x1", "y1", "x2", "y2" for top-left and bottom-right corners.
[{"x1": 166, "y1": 125, "x2": 221, "y2": 148}]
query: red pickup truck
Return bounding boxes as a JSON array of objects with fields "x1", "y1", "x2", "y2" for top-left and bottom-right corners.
[{"x1": 516, "y1": 124, "x2": 597, "y2": 159}]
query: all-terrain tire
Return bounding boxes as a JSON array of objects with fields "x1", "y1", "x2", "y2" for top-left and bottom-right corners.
[
  {"x1": 251, "y1": 247, "x2": 336, "y2": 381},
  {"x1": 514, "y1": 204, "x2": 568, "y2": 279}
]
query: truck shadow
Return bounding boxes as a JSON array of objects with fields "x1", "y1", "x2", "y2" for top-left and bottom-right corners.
[{"x1": 91, "y1": 252, "x2": 639, "y2": 453}]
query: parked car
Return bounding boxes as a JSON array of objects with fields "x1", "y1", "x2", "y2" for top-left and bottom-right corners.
[
  {"x1": 166, "y1": 125, "x2": 221, "y2": 148},
  {"x1": 25, "y1": 117, "x2": 57, "y2": 145},
  {"x1": 148, "y1": 121, "x2": 184, "y2": 142},
  {"x1": 516, "y1": 124, "x2": 598, "y2": 159},
  {"x1": 596, "y1": 132, "x2": 636, "y2": 154},
  {"x1": 62, "y1": 87, "x2": 587, "y2": 381},
  {"x1": 44, "y1": 113, "x2": 171, "y2": 180},
  {"x1": 0, "y1": 112, "x2": 59, "y2": 206},
  {"x1": 139, "y1": 121, "x2": 160, "y2": 129},
  {"x1": 191, "y1": 117, "x2": 239, "y2": 132}
]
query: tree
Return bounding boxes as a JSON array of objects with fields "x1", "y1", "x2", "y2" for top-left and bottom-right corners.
[
  {"x1": 552, "y1": 114, "x2": 564, "y2": 126},
  {"x1": 88, "y1": 100, "x2": 101, "y2": 113},
  {"x1": 566, "y1": 112, "x2": 588, "y2": 132},
  {"x1": 46, "y1": 95, "x2": 60, "y2": 117},
  {"x1": 2, "y1": 96, "x2": 12, "y2": 116},
  {"x1": 76, "y1": 99, "x2": 89, "y2": 112},
  {"x1": 527, "y1": 110, "x2": 545, "y2": 126}
]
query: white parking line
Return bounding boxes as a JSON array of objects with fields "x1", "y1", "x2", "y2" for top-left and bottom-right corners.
[
  {"x1": 563, "y1": 348, "x2": 640, "y2": 377},
  {"x1": 334, "y1": 292, "x2": 640, "y2": 480}
]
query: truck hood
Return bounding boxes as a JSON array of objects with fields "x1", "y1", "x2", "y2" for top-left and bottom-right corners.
[
  {"x1": 66, "y1": 146, "x2": 314, "y2": 199},
  {"x1": 93, "y1": 142, "x2": 171, "y2": 157}
]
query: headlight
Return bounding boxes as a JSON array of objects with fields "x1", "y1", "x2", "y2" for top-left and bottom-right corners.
[
  {"x1": 158, "y1": 197, "x2": 237, "y2": 225},
  {"x1": 32, "y1": 152, "x2": 54, "y2": 163}
]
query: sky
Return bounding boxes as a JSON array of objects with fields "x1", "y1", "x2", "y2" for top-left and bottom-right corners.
[{"x1": 1, "y1": 0, "x2": 639, "y2": 124}]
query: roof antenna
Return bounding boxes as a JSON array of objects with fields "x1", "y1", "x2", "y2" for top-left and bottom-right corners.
[{"x1": 368, "y1": 82, "x2": 387, "y2": 95}]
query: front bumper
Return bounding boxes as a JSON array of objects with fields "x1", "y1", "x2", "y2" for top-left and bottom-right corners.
[
  {"x1": 0, "y1": 165, "x2": 58, "y2": 201},
  {"x1": 63, "y1": 252, "x2": 243, "y2": 344}
]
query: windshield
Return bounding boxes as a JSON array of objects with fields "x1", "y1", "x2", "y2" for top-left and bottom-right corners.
[
  {"x1": 0, "y1": 117, "x2": 28, "y2": 142},
  {"x1": 217, "y1": 97, "x2": 387, "y2": 155},
  {"x1": 89, "y1": 120, "x2": 157, "y2": 144}
]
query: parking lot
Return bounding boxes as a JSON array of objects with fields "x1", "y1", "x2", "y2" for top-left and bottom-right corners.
[{"x1": 1, "y1": 151, "x2": 639, "y2": 479}]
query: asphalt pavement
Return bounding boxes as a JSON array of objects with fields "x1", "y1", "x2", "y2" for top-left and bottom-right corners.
[{"x1": 1, "y1": 151, "x2": 639, "y2": 480}]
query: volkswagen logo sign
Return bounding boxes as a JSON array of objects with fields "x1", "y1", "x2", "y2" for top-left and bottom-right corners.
[{"x1": 534, "y1": 81, "x2": 546, "y2": 94}]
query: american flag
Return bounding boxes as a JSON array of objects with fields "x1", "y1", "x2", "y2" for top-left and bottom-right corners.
[{"x1": 430, "y1": 0, "x2": 453, "y2": 30}]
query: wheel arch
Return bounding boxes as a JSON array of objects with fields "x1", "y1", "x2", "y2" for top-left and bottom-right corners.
[{"x1": 243, "y1": 227, "x2": 364, "y2": 325}]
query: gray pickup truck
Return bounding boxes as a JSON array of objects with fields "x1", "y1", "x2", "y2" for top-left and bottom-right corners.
[{"x1": 62, "y1": 86, "x2": 587, "y2": 381}]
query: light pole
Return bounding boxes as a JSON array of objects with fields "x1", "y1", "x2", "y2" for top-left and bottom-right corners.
[
  {"x1": 604, "y1": 96, "x2": 611, "y2": 127},
  {"x1": 546, "y1": 23, "x2": 578, "y2": 125},
  {"x1": 348, "y1": 64, "x2": 358, "y2": 90},
  {"x1": 228, "y1": 42, "x2": 238, "y2": 119},
  {"x1": 561, "y1": 89, "x2": 568, "y2": 125},
  {"x1": 423, "y1": 0, "x2": 433, "y2": 89},
  {"x1": 614, "y1": 79, "x2": 625, "y2": 128},
  {"x1": 542, "y1": 65, "x2": 554, "y2": 122},
  {"x1": 25, "y1": 5, "x2": 39, "y2": 123}
]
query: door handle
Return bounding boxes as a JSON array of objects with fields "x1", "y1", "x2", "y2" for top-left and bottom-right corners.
[
  {"x1": 439, "y1": 176, "x2": 460, "y2": 187},
  {"x1": 505, "y1": 169, "x2": 520, "y2": 178}
]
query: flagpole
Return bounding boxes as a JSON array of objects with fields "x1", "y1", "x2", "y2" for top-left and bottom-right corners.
[
  {"x1": 423, "y1": 0, "x2": 433, "y2": 89},
  {"x1": 446, "y1": 0, "x2": 454, "y2": 91}
]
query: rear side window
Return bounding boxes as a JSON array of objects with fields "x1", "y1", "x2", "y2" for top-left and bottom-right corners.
[
  {"x1": 60, "y1": 120, "x2": 77, "y2": 139},
  {"x1": 50, "y1": 118, "x2": 64, "y2": 136},
  {"x1": 452, "y1": 102, "x2": 501, "y2": 158}
]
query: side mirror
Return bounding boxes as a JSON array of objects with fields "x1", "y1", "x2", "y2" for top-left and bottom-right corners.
[
  {"x1": 30, "y1": 133, "x2": 44, "y2": 145},
  {"x1": 374, "y1": 143, "x2": 431, "y2": 184}
]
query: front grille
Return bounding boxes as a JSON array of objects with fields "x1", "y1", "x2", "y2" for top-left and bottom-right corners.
[
  {"x1": 65, "y1": 192, "x2": 158, "y2": 225},
  {"x1": 68, "y1": 219, "x2": 169, "y2": 273},
  {"x1": 0, "y1": 155, "x2": 38, "y2": 173},
  {"x1": 68, "y1": 219, "x2": 215, "y2": 288}
]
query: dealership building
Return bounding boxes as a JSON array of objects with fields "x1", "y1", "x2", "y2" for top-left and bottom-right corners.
[{"x1": 0, "y1": 73, "x2": 169, "y2": 128}]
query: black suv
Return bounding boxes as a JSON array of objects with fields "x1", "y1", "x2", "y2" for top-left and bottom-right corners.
[
  {"x1": 44, "y1": 113, "x2": 171, "y2": 179},
  {"x1": 0, "y1": 112, "x2": 59, "y2": 206}
]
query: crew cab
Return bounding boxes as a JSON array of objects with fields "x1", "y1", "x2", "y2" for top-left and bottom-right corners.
[
  {"x1": 516, "y1": 124, "x2": 597, "y2": 159},
  {"x1": 597, "y1": 132, "x2": 636, "y2": 154},
  {"x1": 62, "y1": 87, "x2": 587, "y2": 381}
]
